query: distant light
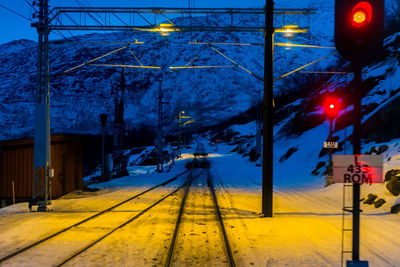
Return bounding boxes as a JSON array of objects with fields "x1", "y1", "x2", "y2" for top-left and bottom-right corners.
[{"x1": 329, "y1": 104, "x2": 335, "y2": 109}]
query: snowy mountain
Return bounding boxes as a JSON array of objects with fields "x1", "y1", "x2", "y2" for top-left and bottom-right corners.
[{"x1": 0, "y1": 0, "x2": 343, "y2": 140}]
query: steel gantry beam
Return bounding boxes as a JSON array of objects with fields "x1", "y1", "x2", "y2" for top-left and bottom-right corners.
[
  {"x1": 48, "y1": 7, "x2": 316, "y2": 32},
  {"x1": 32, "y1": 1, "x2": 316, "y2": 212}
]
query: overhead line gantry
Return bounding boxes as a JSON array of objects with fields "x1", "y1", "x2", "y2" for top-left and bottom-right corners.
[
  {"x1": 31, "y1": 0, "x2": 316, "y2": 215},
  {"x1": 47, "y1": 7, "x2": 315, "y2": 32}
]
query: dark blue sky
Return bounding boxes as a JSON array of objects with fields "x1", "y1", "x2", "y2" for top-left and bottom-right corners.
[{"x1": 0, "y1": 0, "x2": 264, "y2": 45}]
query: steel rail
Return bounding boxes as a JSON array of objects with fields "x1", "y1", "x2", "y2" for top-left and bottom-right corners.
[
  {"x1": 207, "y1": 170, "x2": 236, "y2": 267},
  {"x1": 0, "y1": 169, "x2": 189, "y2": 264},
  {"x1": 56, "y1": 170, "x2": 203, "y2": 267},
  {"x1": 165, "y1": 143, "x2": 204, "y2": 266},
  {"x1": 165, "y1": 172, "x2": 193, "y2": 267}
]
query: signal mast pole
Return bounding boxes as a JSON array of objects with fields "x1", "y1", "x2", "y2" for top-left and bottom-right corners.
[
  {"x1": 352, "y1": 65, "x2": 362, "y2": 262},
  {"x1": 262, "y1": 0, "x2": 274, "y2": 217}
]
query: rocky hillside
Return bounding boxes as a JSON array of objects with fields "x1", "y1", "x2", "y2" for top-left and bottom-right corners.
[{"x1": 0, "y1": 0, "x2": 398, "y2": 142}]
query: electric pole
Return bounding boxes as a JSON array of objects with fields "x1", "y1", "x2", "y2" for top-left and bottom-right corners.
[
  {"x1": 113, "y1": 67, "x2": 127, "y2": 178},
  {"x1": 256, "y1": 90, "x2": 262, "y2": 167},
  {"x1": 157, "y1": 72, "x2": 165, "y2": 172},
  {"x1": 262, "y1": 0, "x2": 274, "y2": 217},
  {"x1": 31, "y1": 0, "x2": 52, "y2": 211}
]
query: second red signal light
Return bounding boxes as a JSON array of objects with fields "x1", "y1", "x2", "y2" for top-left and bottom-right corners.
[{"x1": 324, "y1": 97, "x2": 340, "y2": 119}]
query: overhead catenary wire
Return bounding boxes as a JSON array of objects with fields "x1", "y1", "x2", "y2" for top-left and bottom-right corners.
[
  {"x1": 128, "y1": 49, "x2": 143, "y2": 66},
  {"x1": 51, "y1": 18, "x2": 116, "y2": 78},
  {"x1": 170, "y1": 65, "x2": 236, "y2": 69},
  {"x1": 89, "y1": 64, "x2": 161, "y2": 69},
  {"x1": 299, "y1": 71, "x2": 353, "y2": 74},
  {"x1": 184, "y1": 55, "x2": 200, "y2": 67},
  {"x1": 209, "y1": 45, "x2": 263, "y2": 82},
  {"x1": 0, "y1": 3, "x2": 33, "y2": 22},
  {"x1": 63, "y1": 45, "x2": 129, "y2": 73},
  {"x1": 274, "y1": 52, "x2": 336, "y2": 82},
  {"x1": 274, "y1": 43, "x2": 335, "y2": 49},
  {"x1": 24, "y1": 0, "x2": 37, "y2": 12}
]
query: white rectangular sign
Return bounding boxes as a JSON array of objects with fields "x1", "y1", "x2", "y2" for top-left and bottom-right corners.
[
  {"x1": 324, "y1": 141, "x2": 338, "y2": 149},
  {"x1": 333, "y1": 155, "x2": 383, "y2": 184}
]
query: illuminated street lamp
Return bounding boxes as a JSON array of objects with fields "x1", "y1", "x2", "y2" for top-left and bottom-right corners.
[
  {"x1": 275, "y1": 25, "x2": 308, "y2": 36},
  {"x1": 133, "y1": 23, "x2": 180, "y2": 36}
]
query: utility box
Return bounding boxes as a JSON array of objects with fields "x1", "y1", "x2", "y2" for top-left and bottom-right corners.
[{"x1": 0, "y1": 134, "x2": 83, "y2": 202}]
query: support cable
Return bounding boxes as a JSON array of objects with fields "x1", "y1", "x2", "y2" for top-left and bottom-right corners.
[
  {"x1": 52, "y1": 16, "x2": 105, "y2": 74},
  {"x1": 0, "y1": 3, "x2": 33, "y2": 22},
  {"x1": 75, "y1": 0, "x2": 106, "y2": 24},
  {"x1": 209, "y1": 45, "x2": 263, "y2": 82},
  {"x1": 184, "y1": 55, "x2": 200, "y2": 67},
  {"x1": 24, "y1": 0, "x2": 37, "y2": 12},
  {"x1": 170, "y1": 65, "x2": 235, "y2": 69},
  {"x1": 274, "y1": 43, "x2": 335, "y2": 49},
  {"x1": 274, "y1": 52, "x2": 336, "y2": 82},
  {"x1": 128, "y1": 49, "x2": 143, "y2": 66},
  {"x1": 190, "y1": 41, "x2": 259, "y2": 46},
  {"x1": 63, "y1": 45, "x2": 129, "y2": 74},
  {"x1": 89, "y1": 64, "x2": 161, "y2": 69},
  {"x1": 74, "y1": 0, "x2": 108, "y2": 35},
  {"x1": 299, "y1": 71, "x2": 353, "y2": 74}
]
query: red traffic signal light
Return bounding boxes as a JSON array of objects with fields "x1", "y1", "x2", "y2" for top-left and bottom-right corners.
[
  {"x1": 335, "y1": 0, "x2": 384, "y2": 65},
  {"x1": 351, "y1": 1, "x2": 372, "y2": 27},
  {"x1": 324, "y1": 97, "x2": 340, "y2": 118}
]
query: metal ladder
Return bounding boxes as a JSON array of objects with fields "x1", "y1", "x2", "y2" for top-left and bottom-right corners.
[{"x1": 341, "y1": 183, "x2": 354, "y2": 267}]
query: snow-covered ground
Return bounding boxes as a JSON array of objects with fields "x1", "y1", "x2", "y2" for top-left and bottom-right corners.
[{"x1": 1, "y1": 132, "x2": 399, "y2": 266}]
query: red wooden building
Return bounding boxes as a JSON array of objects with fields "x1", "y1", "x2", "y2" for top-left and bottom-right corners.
[{"x1": 0, "y1": 134, "x2": 83, "y2": 202}]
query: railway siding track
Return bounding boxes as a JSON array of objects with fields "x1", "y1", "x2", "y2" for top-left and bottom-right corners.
[
  {"x1": 55, "y1": 175, "x2": 197, "y2": 267},
  {"x1": 0, "y1": 169, "x2": 190, "y2": 265}
]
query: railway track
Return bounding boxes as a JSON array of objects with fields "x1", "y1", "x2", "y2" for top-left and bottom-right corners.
[
  {"x1": 1, "y1": 143, "x2": 232, "y2": 266},
  {"x1": 165, "y1": 146, "x2": 235, "y2": 267},
  {"x1": 0, "y1": 169, "x2": 190, "y2": 265},
  {"x1": 56, "y1": 171, "x2": 203, "y2": 267}
]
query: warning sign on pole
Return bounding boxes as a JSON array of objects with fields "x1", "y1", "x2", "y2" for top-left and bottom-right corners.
[{"x1": 333, "y1": 155, "x2": 383, "y2": 184}]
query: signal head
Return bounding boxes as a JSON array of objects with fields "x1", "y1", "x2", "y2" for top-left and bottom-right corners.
[
  {"x1": 351, "y1": 1, "x2": 372, "y2": 28},
  {"x1": 324, "y1": 97, "x2": 340, "y2": 118}
]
